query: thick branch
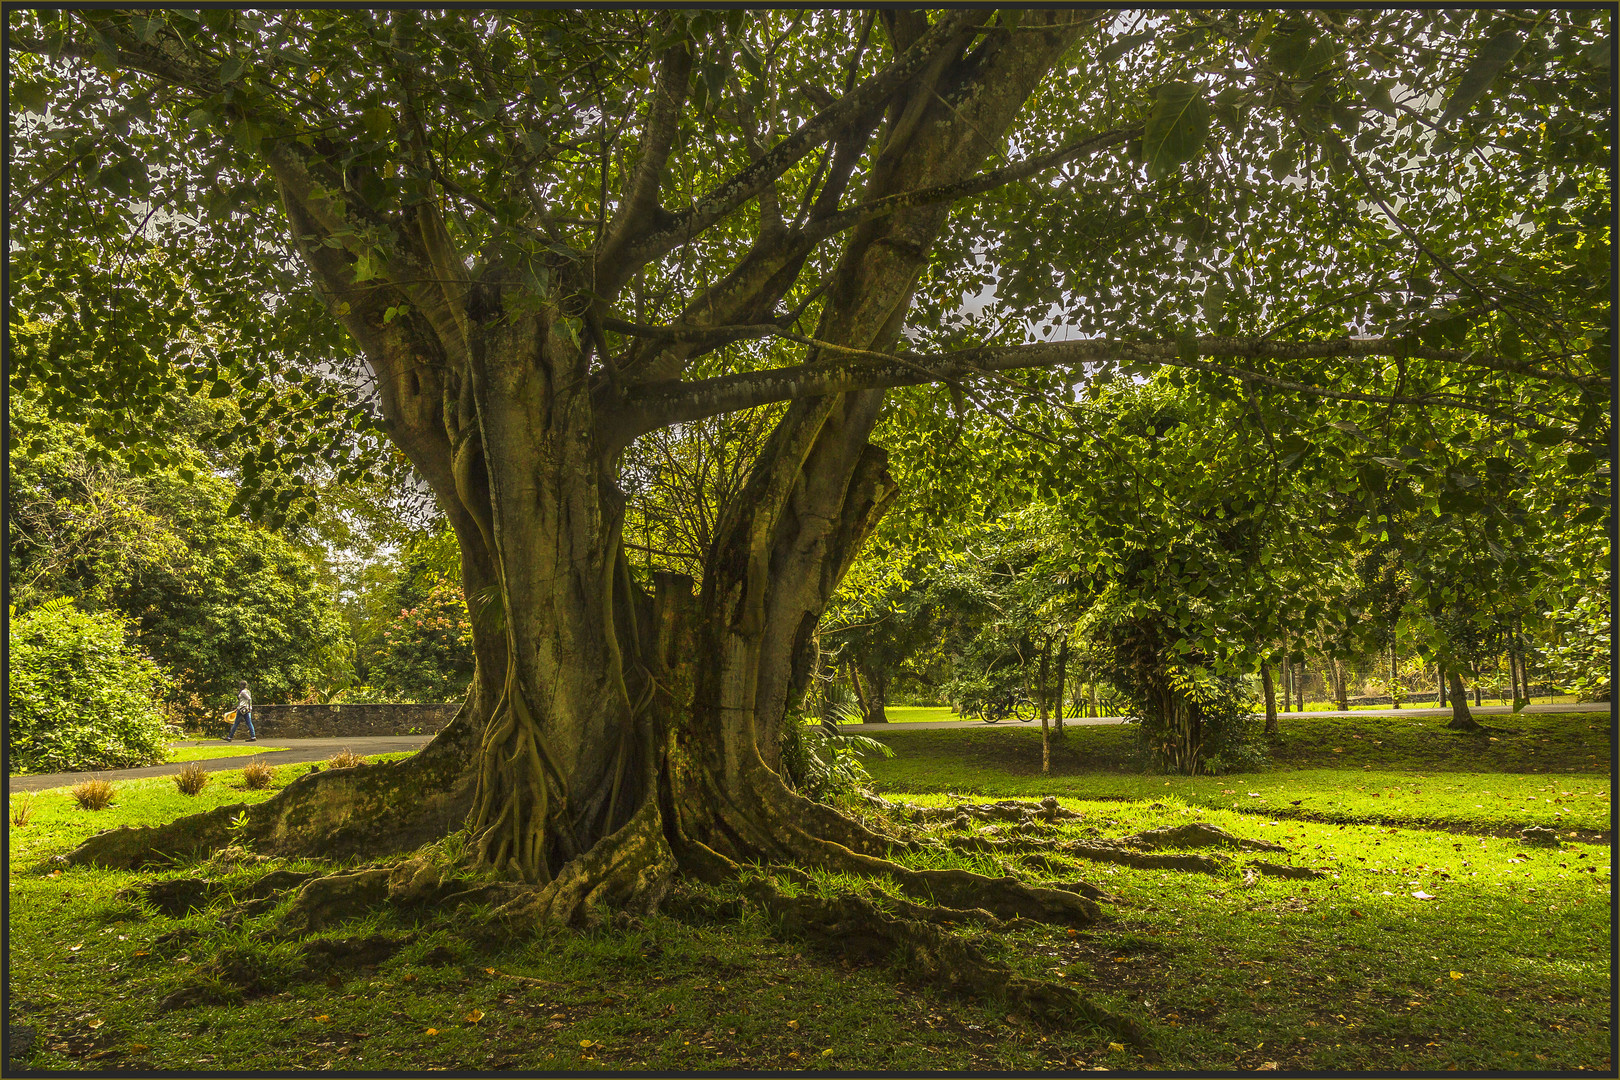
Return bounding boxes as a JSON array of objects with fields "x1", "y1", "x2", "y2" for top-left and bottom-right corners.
[
  {"x1": 607, "y1": 329, "x2": 1602, "y2": 439},
  {"x1": 594, "y1": 32, "x2": 693, "y2": 276},
  {"x1": 599, "y1": 9, "x2": 986, "y2": 292}
]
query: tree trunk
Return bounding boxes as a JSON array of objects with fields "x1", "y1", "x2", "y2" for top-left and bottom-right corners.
[
  {"x1": 847, "y1": 659, "x2": 874, "y2": 723},
  {"x1": 1053, "y1": 638, "x2": 1068, "y2": 738},
  {"x1": 1038, "y1": 637, "x2": 1051, "y2": 775},
  {"x1": 1437, "y1": 665, "x2": 1447, "y2": 708},
  {"x1": 1331, "y1": 658, "x2": 1349, "y2": 712},
  {"x1": 1389, "y1": 643, "x2": 1400, "y2": 708},
  {"x1": 1295, "y1": 661, "x2": 1305, "y2": 711},
  {"x1": 1446, "y1": 669, "x2": 1481, "y2": 731},
  {"x1": 1261, "y1": 660, "x2": 1278, "y2": 736},
  {"x1": 1089, "y1": 681, "x2": 1100, "y2": 719},
  {"x1": 865, "y1": 664, "x2": 891, "y2": 725}
]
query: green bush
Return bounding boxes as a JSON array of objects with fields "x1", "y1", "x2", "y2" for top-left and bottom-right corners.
[{"x1": 8, "y1": 599, "x2": 176, "y2": 774}]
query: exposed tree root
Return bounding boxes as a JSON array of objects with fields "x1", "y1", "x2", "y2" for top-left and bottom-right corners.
[
  {"x1": 1248, "y1": 861, "x2": 1328, "y2": 880},
  {"x1": 65, "y1": 695, "x2": 483, "y2": 870},
  {"x1": 1120, "y1": 822, "x2": 1289, "y2": 853},
  {"x1": 951, "y1": 833, "x2": 1233, "y2": 876},
  {"x1": 739, "y1": 876, "x2": 1156, "y2": 1057},
  {"x1": 896, "y1": 796, "x2": 1083, "y2": 827}
]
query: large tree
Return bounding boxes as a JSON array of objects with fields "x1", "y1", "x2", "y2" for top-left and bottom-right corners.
[{"x1": 11, "y1": 6, "x2": 1607, "y2": 1032}]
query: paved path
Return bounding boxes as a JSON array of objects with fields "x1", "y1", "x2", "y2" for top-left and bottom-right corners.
[
  {"x1": 843, "y1": 700, "x2": 1607, "y2": 732},
  {"x1": 7, "y1": 736, "x2": 435, "y2": 794}
]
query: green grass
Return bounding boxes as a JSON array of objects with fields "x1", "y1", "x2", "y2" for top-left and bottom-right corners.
[
  {"x1": 7, "y1": 729, "x2": 1612, "y2": 1071},
  {"x1": 166, "y1": 744, "x2": 288, "y2": 763},
  {"x1": 859, "y1": 712, "x2": 1611, "y2": 837}
]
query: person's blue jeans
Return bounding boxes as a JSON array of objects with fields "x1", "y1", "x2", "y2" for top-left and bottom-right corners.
[{"x1": 227, "y1": 709, "x2": 256, "y2": 741}]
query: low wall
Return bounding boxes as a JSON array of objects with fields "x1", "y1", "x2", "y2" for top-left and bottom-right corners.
[{"x1": 246, "y1": 703, "x2": 460, "y2": 739}]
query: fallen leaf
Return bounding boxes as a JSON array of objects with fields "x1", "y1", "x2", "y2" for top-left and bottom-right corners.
[
  {"x1": 127, "y1": 1044, "x2": 149, "y2": 1053},
  {"x1": 69, "y1": 944, "x2": 83, "y2": 952},
  {"x1": 1258, "y1": 1062, "x2": 1279, "y2": 1071},
  {"x1": 822, "y1": 1049, "x2": 834, "y2": 1056},
  {"x1": 314, "y1": 1015, "x2": 330, "y2": 1023},
  {"x1": 1412, "y1": 890, "x2": 1435, "y2": 900},
  {"x1": 579, "y1": 1040, "x2": 595, "y2": 1048},
  {"x1": 484, "y1": 967, "x2": 496, "y2": 975},
  {"x1": 1108, "y1": 1042, "x2": 1125, "y2": 1052},
  {"x1": 465, "y1": 1010, "x2": 484, "y2": 1024},
  {"x1": 1449, "y1": 972, "x2": 1463, "y2": 980},
  {"x1": 424, "y1": 1028, "x2": 438, "y2": 1036},
  {"x1": 788, "y1": 1051, "x2": 801, "y2": 1061},
  {"x1": 787, "y1": 1019, "x2": 799, "y2": 1030},
  {"x1": 401, "y1": 974, "x2": 418, "y2": 983},
  {"x1": 87, "y1": 1019, "x2": 103, "y2": 1029},
  {"x1": 132, "y1": 951, "x2": 149, "y2": 957}
]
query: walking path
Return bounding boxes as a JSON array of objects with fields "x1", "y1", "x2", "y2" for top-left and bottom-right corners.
[
  {"x1": 7, "y1": 736, "x2": 435, "y2": 794},
  {"x1": 843, "y1": 700, "x2": 1607, "y2": 732},
  {"x1": 9, "y1": 702, "x2": 1606, "y2": 792}
]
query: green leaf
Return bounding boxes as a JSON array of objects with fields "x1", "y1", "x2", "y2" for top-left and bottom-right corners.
[
  {"x1": 1143, "y1": 82, "x2": 1210, "y2": 180},
  {"x1": 361, "y1": 106, "x2": 393, "y2": 141},
  {"x1": 208, "y1": 379, "x2": 232, "y2": 399},
  {"x1": 1440, "y1": 30, "x2": 1525, "y2": 127}
]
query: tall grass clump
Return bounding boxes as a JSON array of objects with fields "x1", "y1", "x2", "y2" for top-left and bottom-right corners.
[
  {"x1": 11, "y1": 792, "x2": 37, "y2": 827},
  {"x1": 70, "y1": 777, "x2": 117, "y2": 810},
  {"x1": 326, "y1": 748, "x2": 365, "y2": 770},
  {"x1": 240, "y1": 759, "x2": 275, "y2": 789},
  {"x1": 174, "y1": 761, "x2": 211, "y2": 796}
]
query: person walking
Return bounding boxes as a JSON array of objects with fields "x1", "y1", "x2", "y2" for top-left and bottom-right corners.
[{"x1": 226, "y1": 681, "x2": 257, "y2": 741}]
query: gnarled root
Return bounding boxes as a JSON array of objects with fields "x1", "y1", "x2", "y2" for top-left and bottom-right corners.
[
  {"x1": 488, "y1": 798, "x2": 677, "y2": 925},
  {"x1": 65, "y1": 695, "x2": 482, "y2": 870},
  {"x1": 1121, "y1": 822, "x2": 1288, "y2": 853},
  {"x1": 899, "y1": 796, "x2": 1083, "y2": 827},
  {"x1": 952, "y1": 834, "x2": 1232, "y2": 875},
  {"x1": 741, "y1": 876, "x2": 1155, "y2": 1056}
]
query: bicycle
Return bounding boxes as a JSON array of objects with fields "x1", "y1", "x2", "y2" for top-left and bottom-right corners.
[{"x1": 974, "y1": 695, "x2": 1037, "y2": 724}]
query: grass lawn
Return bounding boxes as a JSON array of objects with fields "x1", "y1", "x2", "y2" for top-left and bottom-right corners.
[
  {"x1": 166, "y1": 744, "x2": 288, "y2": 764},
  {"x1": 6, "y1": 717, "x2": 1612, "y2": 1072}
]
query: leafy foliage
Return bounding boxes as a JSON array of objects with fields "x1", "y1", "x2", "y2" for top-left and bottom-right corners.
[
  {"x1": 365, "y1": 580, "x2": 475, "y2": 704},
  {"x1": 8, "y1": 599, "x2": 175, "y2": 774}
]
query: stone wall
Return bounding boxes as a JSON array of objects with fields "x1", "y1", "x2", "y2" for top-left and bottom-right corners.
[{"x1": 245, "y1": 703, "x2": 460, "y2": 739}]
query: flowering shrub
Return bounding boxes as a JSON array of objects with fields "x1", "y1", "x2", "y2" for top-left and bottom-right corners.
[{"x1": 367, "y1": 581, "x2": 475, "y2": 703}]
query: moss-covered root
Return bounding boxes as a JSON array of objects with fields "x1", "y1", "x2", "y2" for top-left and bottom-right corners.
[
  {"x1": 64, "y1": 701, "x2": 481, "y2": 870},
  {"x1": 743, "y1": 879, "x2": 1156, "y2": 1058},
  {"x1": 1120, "y1": 822, "x2": 1288, "y2": 853},
  {"x1": 895, "y1": 796, "x2": 1084, "y2": 827},
  {"x1": 950, "y1": 833, "x2": 1232, "y2": 875},
  {"x1": 488, "y1": 799, "x2": 678, "y2": 926}
]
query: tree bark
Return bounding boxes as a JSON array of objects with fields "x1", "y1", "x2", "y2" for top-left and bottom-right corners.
[
  {"x1": 847, "y1": 659, "x2": 874, "y2": 722},
  {"x1": 865, "y1": 663, "x2": 891, "y2": 725},
  {"x1": 1331, "y1": 658, "x2": 1349, "y2": 712},
  {"x1": 1053, "y1": 637, "x2": 1068, "y2": 738},
  {"x1": 1437, "y1": 665, "x2": 1447, "y2": 707},
  {"x1": 1389, "y1": 643, "x2": 1400, "y2": 708},
  {"x1": 1445, "y1": 669, "x2": 1481, "y2": 730},
  {"x1": 1295, "y1": 661, "x2": 1305, "y2": 711},
  {"x1": 1038, "y1": 637, "x2": 1051, "y2": 775},
  {"x1": 1261, "y1": 660, "x2": 1278, "y2": 736}
]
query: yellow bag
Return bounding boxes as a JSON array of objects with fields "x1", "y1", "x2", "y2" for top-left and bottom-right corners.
[{"x1": 223, "y1": 710, "x2": 237, "y2": 726}]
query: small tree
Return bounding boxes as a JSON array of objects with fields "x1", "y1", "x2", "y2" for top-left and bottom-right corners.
[{"x1": 8, "y1": 599, "x2": 175, "y2": 774}]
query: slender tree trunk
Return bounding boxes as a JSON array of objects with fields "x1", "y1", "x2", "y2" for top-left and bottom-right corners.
[
  {"x1": 1437, "y1": 665, "x2": 1447, "y2": 708},
  {"x1": 1053, "y1": 638, "x2": 1068, "y2": 737},
  {"x1": 865, "y1": 666, "x2": 890, "y2": 725},
  {"x1": 1261, "y1": 660, "x2": 1278, "y2": 736},
  {"x1": 1089, "y1": 681, "x2": 1100, "y2": 719},
  {"x1": 847, "y1": 659, "x2": 874, "y2": 722},
  {"x1": 1446, "y1": 669, "x2": 1482, "y2": 731},
  {"x1": 1331, "y1": 658, "x2": 1349, "y2": 712},
  {"x1": 1295, "y1": 661, "x2": 1305, "y2": 711},
  {"x1": 1389, "y1": 643, "x2": 1400, "y2": 708},
  {"x1": 1037, "y1": 637, "x2": 1052, "y2": 774},
  {"x1": 1473, "y1": 678, "x2": 1482, "y2": 707}
]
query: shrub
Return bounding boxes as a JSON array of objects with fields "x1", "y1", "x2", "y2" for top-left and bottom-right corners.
[
  {"x1": 367, "y1": 580, "x2": 474, "y2": 703},
  {"x1": 8, "y1": 599, "x2": 176, "y2": 774},
  {"x1": 240, "y1": 759, "x2": 275, "y2": 789},
  {"x1": 326, "y1": 748, "x2": 366, "y2": 770},
  {"x1": 11, "y1": 793, "x2": 37, "y2": 828},
  {"x1": 70, "y1": 777, "x2": 117, "y2": 810},
  {"x1": 175, "y1": 762, "x2": 210, "y2": 795}
]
